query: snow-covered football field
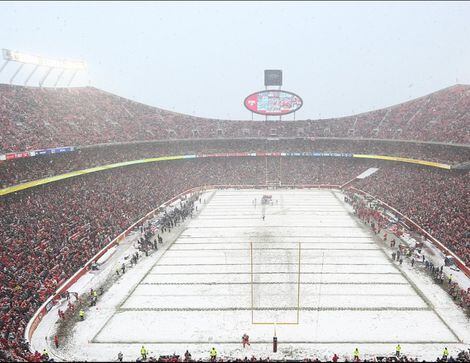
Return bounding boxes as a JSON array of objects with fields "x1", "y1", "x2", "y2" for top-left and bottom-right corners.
[{"x1": 32, "y1": 189, "x2": 470, "y2": 361}]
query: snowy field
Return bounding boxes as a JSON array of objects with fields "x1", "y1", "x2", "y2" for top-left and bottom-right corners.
[{"x1": 32, "y1": 189, "x2": 470, "y2": 361}]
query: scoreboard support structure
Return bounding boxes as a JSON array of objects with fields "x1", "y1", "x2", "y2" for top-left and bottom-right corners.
[{"x1": 244, "y1": 70, "x2": 303, "y2": 124}]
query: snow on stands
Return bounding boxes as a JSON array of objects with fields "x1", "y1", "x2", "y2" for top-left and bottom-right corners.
[{"x1": 31, "y1": 189, "x2": 470, "y2": 362}]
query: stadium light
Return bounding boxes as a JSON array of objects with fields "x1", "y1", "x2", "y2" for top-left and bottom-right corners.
[
  {"x1": 2, "y1": 49, "x2": 87, "y2": 70},
  {"x1": 1, "y1": 48, "x2": 87, "y2": 87}
]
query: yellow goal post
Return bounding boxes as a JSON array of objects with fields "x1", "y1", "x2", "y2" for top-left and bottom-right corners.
[{"x1": 250, "y1": 241, "x2": 302, "y2": 325}]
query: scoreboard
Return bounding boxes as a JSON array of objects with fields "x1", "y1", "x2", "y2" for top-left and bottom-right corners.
[
  {"x1": 264, "y1": 70, "x2": 283, "y2": 86},
  {"x1": 244, "y1": 90, "x2": 303, "y2": 116}
]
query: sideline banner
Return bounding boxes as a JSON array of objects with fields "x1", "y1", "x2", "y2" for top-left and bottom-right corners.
[
  {"x1": 353, "y1": 154, "x2": 451, "y2": 169},
  {"x1": 1, "y1": 153, "x2": 451, "y2": 197},
  {"x1": 1, "y1": 146, "x2": 75, "y2": 161},
  {"x1": 0, "y1": 155, "x2": 185, "y2": 196}
]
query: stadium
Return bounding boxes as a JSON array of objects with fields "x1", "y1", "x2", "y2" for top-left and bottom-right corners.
[{"x1": 1, "y1": 3, "x2": 470, "y2": 363}]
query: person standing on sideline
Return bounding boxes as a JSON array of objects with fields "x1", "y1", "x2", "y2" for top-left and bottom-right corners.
[
  {"x1": 395, "y1": 344, "x2": 401, "y2": 357},
  {"x1": 210, "y1": 347, "x2": 217, "y2": 362},
  {"x1": 41, "y1": 349, "x2": 49, "y2": 361},
  {"x1": 353, "y1": 347, "x2": 360, "y2": 362},
  {"x1": 140, "y1": 345, "x2": 148, "y2": 360},
  {"x1": 443, "y1": 347, "x2": 449, "y2": 360}
]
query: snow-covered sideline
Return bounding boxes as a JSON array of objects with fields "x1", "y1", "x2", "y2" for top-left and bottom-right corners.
[{"x1": 31, "y1": 189, "x2": 470, "y2": 362}]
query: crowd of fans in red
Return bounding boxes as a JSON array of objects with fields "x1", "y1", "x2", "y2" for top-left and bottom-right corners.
[
  {"x1": 1, "y1": 138, "x2": 468, "y2": 189},
  {"x1": 0, "y1": 157, "x2": 374, "y2": 361},
  {"x1": 353, "y1": 164, "x2": 469, "y2": 266},
  {"x1": 0, "y1": 82, "x2": 469, "y2": 362},
  {"x1": 1, "y1": 156, "x2": 469, "y2": 361},
  {"x1": 1, "y1": 84, "x2": 469, "y2": 153},
  {"x1": 345, "y1": 190, "x2": 470, "y2": 314}
]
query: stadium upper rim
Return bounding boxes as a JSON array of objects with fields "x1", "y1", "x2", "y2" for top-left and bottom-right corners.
[{"x1": 0, "y1": 83, "x2": 469, "y2": 155}]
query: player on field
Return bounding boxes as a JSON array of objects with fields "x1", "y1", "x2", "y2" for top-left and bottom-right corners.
[{"x1": 242, "y1": 333, "x2": 250, "y2": 348}]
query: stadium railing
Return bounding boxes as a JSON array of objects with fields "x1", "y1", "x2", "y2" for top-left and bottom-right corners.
[
  {"x1": 24, "y1": 185, "x2": 204, "y2": 344},
  {"x1": 348, "y1": 186, "x2": 470, "y2": 277},
  {"x1": 24, "y1": 183, "x2": 470, "y2": 354}
]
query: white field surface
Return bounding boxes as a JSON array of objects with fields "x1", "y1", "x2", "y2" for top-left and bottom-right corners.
[{"x1": 31, "y1": 189, "x2": 470, "y2": 362}]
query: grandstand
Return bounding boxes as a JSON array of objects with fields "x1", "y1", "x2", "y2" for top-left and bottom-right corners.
[
  {"x1": 0, "y1": 83, "x2": 469, "y2": 362},
  {"x1": 0, "y1": 84, "x2": 469, "y2": 154}
]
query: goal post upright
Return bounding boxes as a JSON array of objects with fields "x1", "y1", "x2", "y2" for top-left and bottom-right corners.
[
  {"x1": 297, "y1": 242, "x2": 302, "y2": 324},
  {"x1": 250, "y1": 240, "x2": 302, "y2": 325},
  {"x1": 250, "y1": 241, "x2": 254, "y2": 325}
]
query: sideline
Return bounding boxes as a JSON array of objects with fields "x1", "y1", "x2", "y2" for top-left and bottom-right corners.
[
  {"x1": 26, "y1": 185, "x2": 469, "y2": 358},
  {"x1": 91, "y1": 191, "x2": 215, "y2": 343}
]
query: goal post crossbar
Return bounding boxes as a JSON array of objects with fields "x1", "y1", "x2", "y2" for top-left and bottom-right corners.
[{"x1": 250, "y1": 241, "x2": 302, "y2": 325}]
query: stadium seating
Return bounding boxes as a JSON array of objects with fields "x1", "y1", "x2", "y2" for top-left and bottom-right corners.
[
  {"x1": 1, "y1": 138, "x2": 468, "y2": 189},
  {"x1": 0, "y1": 157, "x2": 369, "y2": 360},
  {"x1": 1, "y1": 157, "x2": 469, "y2": 361},
  {"x1": 0, "y1": 83, "x2": 469, "y2": 362},
  {"x1": 1, "y1": 84, "x2": 469, "y2": 153},
  {"x1": 353, "y1": 164, "x2": 469, "y2": 266}
]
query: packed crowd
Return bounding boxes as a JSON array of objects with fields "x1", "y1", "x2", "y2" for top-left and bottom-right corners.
[
  {"x1": 158, "y1": 195, "x2": 198, "y2": 233},
  {"x1": 345, "y1": 191, "x2": 470, "y2": 315},
  {"x1": 2, "y1": 137, "x2": 468, "y2": 189},
  {"x1": 40, "y1": 195, "x2": 203, "y2": 363},
  {"x1": 1, "y1": 156, "x2": 469, "y2": 361},
  {"x1": 353, "y1": 164, "x2": 470, "y2": 266},
  {"x1": 0, "y1": 157, "x2": 374, "y2": 361},
  {"x1": 1, "y1": 83, "x2": 469, "y2": 153}
]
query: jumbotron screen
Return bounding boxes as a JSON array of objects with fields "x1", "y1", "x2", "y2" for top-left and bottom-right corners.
[
  {"x1": 264, "y1": 69, "x2": 282, "y2": 86},
  {"x1": 244, "y1": 90, "x2": 303, "y2": 116}
]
